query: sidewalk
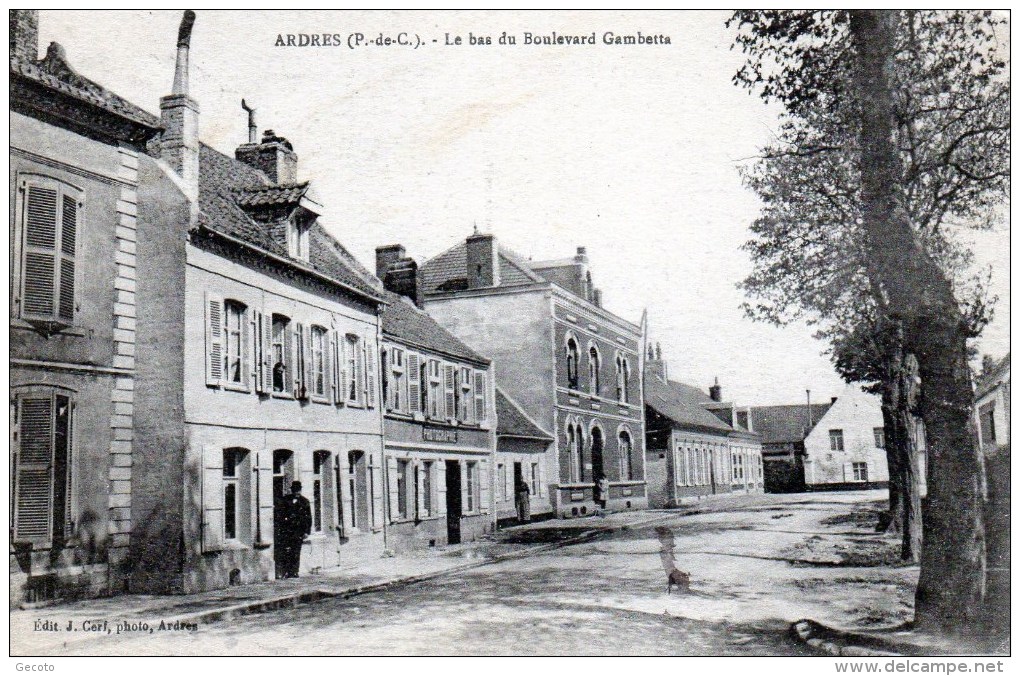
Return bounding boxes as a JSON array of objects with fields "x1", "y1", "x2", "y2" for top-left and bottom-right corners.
[{"x1": 11, "y1": 507, "x2": 680, "y2": 655}]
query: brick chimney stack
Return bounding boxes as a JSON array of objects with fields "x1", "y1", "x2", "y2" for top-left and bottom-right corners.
[
  {"x1": 236, "y1": 129, "x2": 298, "y2": 184},
  {"x1": 466, "y1": 232, "x2": 499, "y2": 289},
  {"x1": 10, "y1": 10, "x2": 39, "y2": 61},
  {"x1": 160, "y1": 10, "x2": 200, "y2": 208},
  {"x1": 375, "y1": 244, "x2": 422, "y2": 306}
]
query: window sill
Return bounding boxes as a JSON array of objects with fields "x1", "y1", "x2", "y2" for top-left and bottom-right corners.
[
  {"x1": 222, "y1": 383, "x2": 251, "y2": 394},
  {"x1": 310, "y1": 396, "x2": 331, "y2": 405},
  {"x1": 271, "y1": 391, "x2": 294, "y2": 400}
]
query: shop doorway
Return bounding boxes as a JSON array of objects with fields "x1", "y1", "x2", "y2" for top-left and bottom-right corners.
[{"x1": 445, "y1": 460, "x2": 462, "y2": 544}]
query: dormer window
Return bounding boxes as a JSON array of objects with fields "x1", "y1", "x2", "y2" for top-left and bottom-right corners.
[{"x1": 287, "y1": 217, "x2": 310, "y2": 261}]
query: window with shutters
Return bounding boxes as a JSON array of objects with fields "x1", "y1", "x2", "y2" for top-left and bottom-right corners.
[
  {"x1": 11, "y1": 389, "x2": 74, "y2": 545},
  {"x1": 271, "y1": 315, "x2": 291, "y2": 394},
  {"x1": 425, "y1": 359, "x2": 442, "y2": 419},
  {"x1": 345, "y1": 335, "x2": 362, "y2": 406},
  {"x1": 396, "y1": 458, "x2": 409, "y2": 519},
  {"x1": 465, "y1": 461, "x2": 478, "y2": 513},
  {"x1": 16, "y1": 176, "x2": 82, "y2": 331},
  {"x1": 222, "y1": 448, "x2": 251, "y2": 542},
  {"x1": 387, "y1": 347, "x2": 406, "y2": 413},
  {"x1": 310, "y1": 326, "x2": 328, "y2": 400},
  {"x1": 458, "y1": 366, "x2": 473, "y2": 423}
]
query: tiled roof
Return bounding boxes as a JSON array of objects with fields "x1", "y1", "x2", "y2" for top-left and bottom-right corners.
[
  {"x1": 975, "y1": 353, "x2": 1010, "y2": 399},
  {"x1": 380, "y1": 292, "x2": 487, "y2": 363},
  {"x1": 11, "y1": 45, "x2": 161, "y2": 130},
  {"x1": 196, "y1": 144, "x2": 384, "y2": 301},
  {"x1": 749, "y1": 403, "x2": 833, "y2": 445},
  {"x1": 232, "y1": 182, "x2": 309, "y2": 207},
  {"x1": 421, "y1": 240, "x2": 544, "y2": 294},
  {"x1": 496, "y1": 388, "x2": 554, "y2": 440},
  {"x1": 644, "y1": 371, "x2": 734, "y2": 435}
]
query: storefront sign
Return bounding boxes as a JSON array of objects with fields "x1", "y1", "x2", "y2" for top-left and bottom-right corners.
[{"x1": 423, "y1": 426, "x2": 458, "y2": 443}]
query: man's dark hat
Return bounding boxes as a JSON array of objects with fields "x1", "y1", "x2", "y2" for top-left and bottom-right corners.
[{"x1": 291, "y1": 481, "x2": 302, "y2": 491}]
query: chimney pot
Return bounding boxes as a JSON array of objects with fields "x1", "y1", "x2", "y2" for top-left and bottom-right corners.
[
  {"x1": 709, "y1": 379, "x2": 722, "y2": 402},
  {"x1": 375, "y1": 244, "x2": 406, "y2": 280},
  {"x1": 160, "y1": 11, "x2": 200, "y2": 211}
]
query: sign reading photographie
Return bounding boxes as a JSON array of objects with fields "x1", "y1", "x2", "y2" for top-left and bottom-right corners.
[{"x1": 422, "y1": 426, "x2": 457, "y2": 443}]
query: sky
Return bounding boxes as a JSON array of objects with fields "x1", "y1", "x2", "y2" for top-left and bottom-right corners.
[{"x1": 37, "y1": 10, "x2": 1011, "y2": 406}]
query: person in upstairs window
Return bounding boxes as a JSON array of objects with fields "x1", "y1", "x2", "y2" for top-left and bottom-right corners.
[
  {"x1": 275, "y1": 481, "x2": 311, "y2": 579},
  {"x1": 272, "y1": 360, "x2": 285, "y2": 393},
  {"x1": 515, "y1": 479, "x2": 531, "y2": 524}
]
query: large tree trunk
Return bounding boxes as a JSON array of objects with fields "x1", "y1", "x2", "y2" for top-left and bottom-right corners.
[
  {"x1": 850, "y1": 10, "x2": 985, "y2": 633},
  {"x1": 880, "y1": 346, "x2": 922, "y2": 563}
]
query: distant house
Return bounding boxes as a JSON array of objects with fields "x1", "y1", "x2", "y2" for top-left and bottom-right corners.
[
  {"x1": 975, "y1": 353, "x2": 1010, "y2": 452},
  {"x1": 750, "y1": 401, "x2": 833, "y2": 493},
  {"x1": 801, "y1": 387, "x2": 888, "y2": 490},
  {"x1": 493, "y1": 388, "x2": 555, "y2": 524},
  {"x1": 643, "y1": 359, "x2": 763, "y2": 508}
]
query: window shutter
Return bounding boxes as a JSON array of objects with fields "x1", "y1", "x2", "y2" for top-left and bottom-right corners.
[
  {"x1": 322, "y1": 329, "x2": 333, "y2": 401},
  {"x1": 13, "y1": 396, "x2": 54, "y2": 543},
  {"x1": 262, "y1": 311, "x2": 274, "y2": 394},
  {"x1": 302, "y1": 323, "x2": 313, "y2": 399},
  {"x1": 435, "y1": 461, "x2": 447, "y2": 515},
  {"x1": 283, "y1": 321, "x2": 294, "y2": 394},
  {"x1": 22, "y1": 184, "x2": 58, "y2": 318},
  {"x1": 474, "y1": 370, "x2": 486, "y2": 423},
  {"x1": 415, "y1": 461, "x2": 426, "y2": 518},
  {"x1": 58, "y1": 194, "x2": 77, "y2": 322},
  {"x1": 253, "y1": 311, "x2": 265, "y2": 393},
  {"x1": 333, "y1": 331, "x2": 344, "y2": 405},
  {"x1": 201, "y1": 445, "x2": 225, "y2": 552},
  {"x1": 444, "y1": 364, "x2": 456, "y2": 420},
  {"x1": 843, "y1": 462, "x2": 853, "y2": 482},
  {"x1": 371, "y1": 456, "x2": 384, "y2": 529},
  {"x1": 205, "y1": 292, "x2": 224, "y2": 386},
  {"x1": 461, "y1": 461, "x2": 470, "y2": 512},
  {"x1": 386, "y1": 456, "x2": 399, "y2": 522},
  {"x1": 364, "y1": 338, "x2": 376, "y2": 409},
  {"x1": 256, "y1": 451, "x2": 274, "y2": 545},
  {"x1": 479, "y1": 459, "x2": 490, "y2": 514},
  {"x1": 242, "y1": 307, "x2": 253, "y2": 389},
  {"x1": 407, "y1": 353, "x2": 421, "y2": 414}
]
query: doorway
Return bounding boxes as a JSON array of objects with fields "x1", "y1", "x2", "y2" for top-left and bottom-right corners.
[
  {"x1": 445, "y1": 460, "x2": 462, "y2": 544},
  {"x1": 513, "y1": 462, "x2": 524, "y2": 495},
  {"x1": 591, "y1": 428, "x2": 605, "y2": 505},
  {"x1": 272, "y1": 449, "x2": 293, "y2": 575}
]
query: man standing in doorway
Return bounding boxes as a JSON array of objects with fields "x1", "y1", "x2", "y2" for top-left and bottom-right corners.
[
  {"x1": 276, "y1": 481, "x2": 312, "y2": 579},
  {"x1": 515, "y1": 480, "x2": 531, "y2": 524}
]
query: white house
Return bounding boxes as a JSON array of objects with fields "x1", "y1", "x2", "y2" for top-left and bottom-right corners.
[{"x1": 802, "y1": 386, "x2": 888, "y2": 489}]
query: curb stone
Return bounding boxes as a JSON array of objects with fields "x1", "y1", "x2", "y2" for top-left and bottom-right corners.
[{"x1": 792, "y1": 619, "x2": 909, "y2": 657}]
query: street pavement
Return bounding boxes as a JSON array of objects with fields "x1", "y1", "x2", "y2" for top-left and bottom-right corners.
[{"x1": 13, "y1": 490, "x2": 912, "y2": 656}]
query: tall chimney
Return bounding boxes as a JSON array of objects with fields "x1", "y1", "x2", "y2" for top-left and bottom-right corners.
[
  {"x1": 466, "y1": 232, "x2": 499, "y2": 289},
  {"x1": 709, "y1": 377, "x2": 722, "y2": 402},
  {"x1": 375, "y1": 244, "x2": 406, "y2": 280},
  {"x1": 235, "y1": 129, "x2": 298, "y2": 184},
  {"x1": 160, "y1": 11, "x2": 200, "y2": 207},
  {"x1": 241, "y1": 99, "x2": 257, "y2": 144},
  {"x1": 10, "y1": 10, "x2": 39, "y2": 61}
]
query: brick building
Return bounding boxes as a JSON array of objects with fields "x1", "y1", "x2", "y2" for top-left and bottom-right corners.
[
  {"x1": 130, "y1": 12, "x2": 389, "y2": 592},
  {"x1": 643, "y1": 359, "x2": 763, "y2": 508},
  {"x1": 374, "y1": 251, "x2": 498, "y2": 550},
  {"x1": 418, "y1": 234, "x2": 647, "y2": 518},
  {"x1": 10, "y1": 11, "x2": 162, "y2": 605}
]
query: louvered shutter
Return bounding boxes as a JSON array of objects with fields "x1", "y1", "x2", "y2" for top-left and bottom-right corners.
[
  {"x1": 415, "y1": 461, "x2": 426, "y2": 519},
  {"x1": 385, "y1": 456, "x2": 397, "y2": 526},
  {"x1": 323, "y1": 329, "x2": 333, "y2": 401},
  {"x1": 21, "y1": 184, "x2": 59, "y2": 319},
  {"x1": 283, "y1": 321, "x2": 294, "y2": 395},
  {"x1": 370, "y1": 456, "x2": 383, "y2": 529},
  {"x1": 13, "y1": 396, "x2": 54, "y2": 543},
  {"x1": 302, "y1": 324, "x2": 313, "y2": 400},
  {"x1": 263, "y1": 311, "x2": 274, "y2": 393},
  {"x1": 407, "y1": 353, "x2": 421, "y2": 414},
  {"x1": 205, "y1": 293, "x2": 224, "y2": 386},
  {"x1": 202, "y1": 445, "x2": 225, "y2": 552},
  {"x1": 291, "y1": 323, "x2": 303, "y2": 397},
  {"x1": 479, "y1": 459, "x2": 490, "y2": 514},
  {"x1": 444, "y1": 364, "x2": 456, "y2": 420},
  {"x1": 332, "y1": 330, "x2": 344, "y2": 405},
  {"x1": 364, "y1": 338, "x2": 376, "y2": 409},
  {"x1": 474, "y1": 370, "x2": 487, "y2": 423},
  {"x1": 242, "y1": 307, "x2": 253, "y2": 389},
  {"x1": 58, "y1": 194, "x2": 77, "y2": 322},
  {"x1": 256, "y1": 451, "x2": 274, "y2": 545},
  {"x1": 435, "y1": 461, "x2": 447, "y2": 516},
  {"x1": 253, "y1": 311, "x2": 265, "y2": 393}
]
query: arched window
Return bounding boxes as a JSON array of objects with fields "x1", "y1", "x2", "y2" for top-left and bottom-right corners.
[
  {"x1": 614, "y1": 353, "x2": 631, "y2": 403},
  {"x1": 588, "y1": 344, "x2": 601, "y2": 396},
  {"x1": 565, "y1": 335, "x2": 580, "y2": 390},
  {"x1": 619, "y1": 429, "x2": 634, "y2": 481}
]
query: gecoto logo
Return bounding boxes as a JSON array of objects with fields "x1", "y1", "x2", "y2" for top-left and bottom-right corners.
[{"x1": 16, "y1": 665, "x2": 55, "y2": 672}]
